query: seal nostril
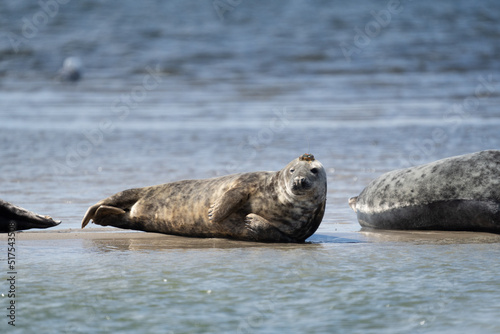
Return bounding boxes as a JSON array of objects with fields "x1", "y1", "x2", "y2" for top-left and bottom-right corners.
[{"x1": 293, "y1": 176, "x2": 305, "y2": 186}]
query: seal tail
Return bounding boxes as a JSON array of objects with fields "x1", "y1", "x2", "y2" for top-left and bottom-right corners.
[{"x1": 348, "y1": 196, "x2": 358, "y2": 212}]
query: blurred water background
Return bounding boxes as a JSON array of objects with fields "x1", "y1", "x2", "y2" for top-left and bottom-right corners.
[{"x1": 1, "y1": 0, "x2": 500, "y2": 333}]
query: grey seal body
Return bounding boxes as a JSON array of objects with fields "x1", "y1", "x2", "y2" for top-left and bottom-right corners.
[
  {"x1": 349, "y1": 150, "x2": 500, "y2": 232},
  {"x1": 0, "y1": 199, "x2": 61, "y2": 233},
  {"x1": 82, "y1": 155, "x2": 327, "y2": 242}
]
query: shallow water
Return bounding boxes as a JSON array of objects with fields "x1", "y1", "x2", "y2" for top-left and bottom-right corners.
[
  {"x1": 1, "y1": 0, "x2": 500, "y2": 332},
  {"x1": 11, "y1": 235, "x2": 500, "y2": 333}
]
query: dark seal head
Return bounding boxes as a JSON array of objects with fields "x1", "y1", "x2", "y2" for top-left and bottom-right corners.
[
  {"x1": 81, "y1": 154, "x2": 327, "y2": 243},
  {"x1": 349, "y1": 150, "x2": 500, "y2": 232}
]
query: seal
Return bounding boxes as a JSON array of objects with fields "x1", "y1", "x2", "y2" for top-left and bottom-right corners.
[
  {"x1": 81, "y1": 154, "x2": 327, "y2": 242},
  {"x1": 0, "y1": 199, "x2": 61, "y2": 233},
  {"x1": 349, "y1": 150, "x2": 500, "y2": 232}
]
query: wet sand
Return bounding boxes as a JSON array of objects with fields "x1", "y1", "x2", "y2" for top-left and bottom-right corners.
[
  {"x1": 2, "y1": 228, "x2": 360, "y2": 250},
  {"x1": 359, "y1": 229, "x2": 500, "y2": 244},
  {"x1": 3, "y1": 228, "x2": 500, "y2": 249}
]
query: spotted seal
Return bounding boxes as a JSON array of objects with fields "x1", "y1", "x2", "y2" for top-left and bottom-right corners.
[
  {"x1": 349, "y1": 150, "x2": 500, "y2": 232},
  {"x1": 0, "y1": 199, "x2": 61, "y2": 233},
  {"x1": 81, "y1": 154, "x2": 327, "y2": 242}
]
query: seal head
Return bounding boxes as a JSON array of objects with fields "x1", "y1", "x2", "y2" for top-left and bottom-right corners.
[{"x1": 282, "y1": 154, "x2": 325, "y2": 197}]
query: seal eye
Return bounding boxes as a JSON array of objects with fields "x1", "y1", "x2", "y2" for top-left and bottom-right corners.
[
  {"x1": 289, "y1": 168, "x2": 295, "y2": 174},
  {"x1": 310, "y1": 168, "x2": 318, "y2": 175}
]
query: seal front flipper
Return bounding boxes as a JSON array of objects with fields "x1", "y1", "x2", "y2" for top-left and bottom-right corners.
[
  {"x1": 244, "y1": 214, "x2": 294, "y2": 243},
  {"x1": 208, "y1": 187, "x2": 250, "y2": 223},
  {"x1": 244, "y1": 214, "x2": 271, "y2": 234}
]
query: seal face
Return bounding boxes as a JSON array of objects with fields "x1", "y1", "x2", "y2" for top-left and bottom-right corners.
[
  {"x1": 349, "y1": 150, "x2": 500, "y2": 232},
  {"x1": 82, "y1": 155, "x2": 327, "y2": 242}
]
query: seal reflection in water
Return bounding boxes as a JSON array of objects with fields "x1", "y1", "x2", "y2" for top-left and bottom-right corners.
[
  {"x1": 82, "y1": 154, "x2": 327, "y2": 242},
  {"x1": 349, "y1": 150, "x2": 500, "y2": 232}
]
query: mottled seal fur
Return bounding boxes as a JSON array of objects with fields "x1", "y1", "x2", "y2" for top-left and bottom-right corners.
[
  {"x1": 0, "y1": 199, "x2": 61, "y2": 233},
  {"x1": 349, "y1": 150, "x2": 500, "y2": 232},
  {"x1": 81, "y1": 154, "x2": 327, "y2": 242}
]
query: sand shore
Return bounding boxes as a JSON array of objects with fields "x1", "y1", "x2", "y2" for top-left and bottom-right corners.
[{"x1": 2, "y1": 228, "x2": 500, "y2": 248}]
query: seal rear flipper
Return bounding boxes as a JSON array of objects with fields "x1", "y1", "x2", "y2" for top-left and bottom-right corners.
[
  {"x1": 19, "y1": 214, "x2": 61, "y2": 231},
  {"x1": 0, "y1": 199, "x2": 61, "y2": 232},
  {"x1": 81, "y1": 188, "x2": 146, "y2": 228},
  {"x1": 81, "y1": 203, "x2": 102, "y2": 228},
  {"x1": 96, "y1": 205, "x2": 126, "y2": 217},
  {"x1": 93, "y1": 205, "x2": 131, "y2": 228},
  {"x1": 1, "y1": 216, "x2": 61, "y2": 233},
  {"x1": 81, "y1": 204, "x2": 128, "y2": 228},
  {"x1": 208, "y1": 187, "x2": 250, "y2": 223}
]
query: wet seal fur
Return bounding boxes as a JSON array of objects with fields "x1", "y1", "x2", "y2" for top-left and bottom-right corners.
[
  {"x1": 0, "y1": 199, "x2": 61, "y2": 233},
  {"x1": 82, "y1": 154, "x2": 327, "y2": 242},
  {"x1": 349, "y1": 150, "x2": 500, "y2": 232}
]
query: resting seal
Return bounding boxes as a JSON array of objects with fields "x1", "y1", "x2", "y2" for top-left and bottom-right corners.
[
  {"x1": 349, "y1": 150, "x2": 500, "y2": 232},
  {"x1": 81, "y1": 154, "x2": 327, "y2": 242},
  {"x1": 0, "y1": 199, "x2": 61, "y2": 233}
]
